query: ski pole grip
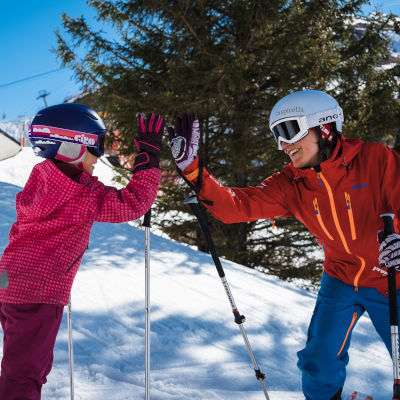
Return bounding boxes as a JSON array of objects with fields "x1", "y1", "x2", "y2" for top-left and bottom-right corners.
[
  {"x1": 143, "y1": 209, "x2": 151, "y2": 228},
  {"x1": 381, "y1": 213, "x2": 395, "y2": 238}
]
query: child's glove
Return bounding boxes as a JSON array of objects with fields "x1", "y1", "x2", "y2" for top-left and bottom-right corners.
[
  {"x1": 379, "y1": 232, "x2": 400, "y2": 271},
  {"x1": 133, "y1": 113, "x2": 165, "y2": 172},
  {"x1": 168, "y1": 113, "x2": 200, "y2": 171}
]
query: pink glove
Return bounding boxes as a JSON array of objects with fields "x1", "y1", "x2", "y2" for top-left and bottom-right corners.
[{"x1": 133, "y1": 113, "x2": 165, "y2": 172}]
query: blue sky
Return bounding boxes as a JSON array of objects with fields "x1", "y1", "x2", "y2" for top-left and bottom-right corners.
[
  {"x1": 0, "y1": 1, "x2": 399, "y2": 121},
  {"x1": 0, "y1": 1, "x2": 102, "y2": 120}
]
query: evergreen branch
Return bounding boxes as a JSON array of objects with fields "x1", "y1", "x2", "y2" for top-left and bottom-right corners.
[
  {"x1": 181, "y1": 98, "x2": 211, "y2": 108},
  {"x1": 62, "y1": 13, "x2": 141, "y2": 71},
  {"x1": 164, "y1": 6, "x2": 213, "y2": 57},
  {"x1": 244, "y1": 28, "x2": 256, "y2": 53},
  {"x1": 55, "y1": 32, "x2": 133, "y2": 105},
  {"x1": 54, "y1": 31, "x2": 103, "y2": 87},
  {"x1": 216, "y1": 74, "x2": 229, "y2": 108}
]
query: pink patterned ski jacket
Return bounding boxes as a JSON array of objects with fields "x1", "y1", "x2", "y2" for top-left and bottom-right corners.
[{"x1": 0, "y1": 159, "x2": 161, "y2": 305}]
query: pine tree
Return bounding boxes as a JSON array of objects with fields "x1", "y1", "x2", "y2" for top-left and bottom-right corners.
[{"x1": 55, "y1": 0, "x2": 400, "y2": 286}]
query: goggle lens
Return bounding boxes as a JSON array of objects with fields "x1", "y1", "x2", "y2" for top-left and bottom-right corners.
[
  {"x1": 87, "y1": 134, "x2": 105, "y2": 157},
  {"x1": 87, "y1": 147, "x2": 102, "y2": 157},
  {"x1": 272, "y1": 120, "x2": 301, "y2": 142}
]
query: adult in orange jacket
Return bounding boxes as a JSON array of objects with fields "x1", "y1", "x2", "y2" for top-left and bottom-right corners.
[{"x1": 168, "y1": 90, "x2": 400, "y2": 400}]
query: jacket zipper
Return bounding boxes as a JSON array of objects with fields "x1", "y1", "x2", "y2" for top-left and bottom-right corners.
[
  {"x1": 337, "y1": 311, "x2": 357, "y2": 356},
  {"x1": 313, "y1": 198, "x2": 334, "y2": 240},
  {"x1": 318, "y1": 173, "x2": 365, "y2": 290},
  {"x1": 345, "y1": 192, "x2": 357, "y2": 240},
  {"x1": 66, "y1": 246, "x2": 88, "y2": 274}
]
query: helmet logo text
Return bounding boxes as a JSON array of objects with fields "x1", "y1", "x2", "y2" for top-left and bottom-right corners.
[
  {"x1": 74, "y1": 134, "x2": 96, "y2": 146},
  {"x1": 276, "y1": 106, "x2": 304, "y2": 117},
  {"x1": 319, "y1": 114, "x2": 339, "y2": 123},
  {"x1": 32, "y1": 127, "x2": 51, "y2": 133}
]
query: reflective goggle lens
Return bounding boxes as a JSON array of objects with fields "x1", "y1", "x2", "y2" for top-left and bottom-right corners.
[
  {"x1": 87, "y1": 134, "x2": 105, "y2": 157},
  {"x1": 272, "y1": 119, "x2": 301, "y2": 142},
  {"x1": 87, "y1": 147, "x2": 102, "y2": 157}
]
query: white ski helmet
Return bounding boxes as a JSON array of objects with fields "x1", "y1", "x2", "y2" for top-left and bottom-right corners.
[{"x1": 269, "y1": 90, "x2": 344, "y2": 150}]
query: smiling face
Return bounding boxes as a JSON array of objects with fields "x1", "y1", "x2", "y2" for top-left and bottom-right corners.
[
  {"x1": 81, "y1": 150, "x2": 99, "y2": 175},
  {"x1": 281, "y1": 128, "x2": 322, "y2": 169}
]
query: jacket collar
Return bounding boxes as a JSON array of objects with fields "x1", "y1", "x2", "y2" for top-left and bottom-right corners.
[{"x1": 284, "y1": 135, "x2": 364, "y2": 182}]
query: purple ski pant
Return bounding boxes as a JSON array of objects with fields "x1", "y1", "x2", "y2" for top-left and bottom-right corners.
[{"x1": 0, "y1": 303, "x2": 63, "y2": 400}]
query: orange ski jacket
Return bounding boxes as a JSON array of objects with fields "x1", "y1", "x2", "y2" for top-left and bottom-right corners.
[{"x1": 183, "y1": 136, "x2": 400, "y2": 295}]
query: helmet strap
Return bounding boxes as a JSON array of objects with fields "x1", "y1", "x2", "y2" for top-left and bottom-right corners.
[
  {"x1": 315, "y1": 123, "x2": 339, "y2": 162},
  {"x1": 316, "y1": 126, "x2": 328, "y2": 161}
]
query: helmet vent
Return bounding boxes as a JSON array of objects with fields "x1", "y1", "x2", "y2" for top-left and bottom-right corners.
[{"x1": 85, "y1": 112, "x2": 98, "y2": 120}]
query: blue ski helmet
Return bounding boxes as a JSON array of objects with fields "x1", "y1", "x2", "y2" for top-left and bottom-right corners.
[{"x1": 29, "y1": 103, "x2": 107, "y2": 163}]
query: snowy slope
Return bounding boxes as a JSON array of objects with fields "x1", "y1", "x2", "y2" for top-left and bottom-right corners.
[{"x1": 0, "y1": 149, "x2": 393, "y2": 399}]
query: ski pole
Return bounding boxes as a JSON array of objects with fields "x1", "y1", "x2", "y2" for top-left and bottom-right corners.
[
  {"x1": 67, "y1": 294, "x2": 75, "y2": 400},
  {"x1": 184, "y1": 194, "x2": 270, "y2": 400},
  {"x1": 380, "y1": 213, "x2": 400, "y2": 400},
  {"x1": 143, "y1": 209, "x2": 152, "y2": 400}
]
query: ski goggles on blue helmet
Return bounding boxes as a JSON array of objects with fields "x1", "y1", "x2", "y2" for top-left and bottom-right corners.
[
  {"x1": 270, "y1": 107, "x2": 343, "y2": 150},
  {"x1": 29, "y1": 125, "x2": 107, "y2": 157}
]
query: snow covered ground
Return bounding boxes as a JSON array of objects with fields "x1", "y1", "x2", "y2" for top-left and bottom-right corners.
[{"x1": 0, "y1": 148, "x2": 393, "y2": 399}]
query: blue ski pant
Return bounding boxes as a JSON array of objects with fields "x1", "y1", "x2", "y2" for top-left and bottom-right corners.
[{"x1": 297, "y1": 272, "x2": 396, "y2": 400}]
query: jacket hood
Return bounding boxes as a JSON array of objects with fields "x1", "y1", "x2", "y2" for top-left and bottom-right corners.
[{"x1": 16, "y1": 160, "x2": 93, "y2": 221}]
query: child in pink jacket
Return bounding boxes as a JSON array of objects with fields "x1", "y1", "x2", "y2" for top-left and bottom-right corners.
[{"x1": 0, "y1": 103, "x2": 165, "y2": 399}]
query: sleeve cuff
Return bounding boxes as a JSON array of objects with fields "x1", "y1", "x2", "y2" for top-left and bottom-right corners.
[{"x1": 182, "y1": 157, "x2": 199, "y2": 182}]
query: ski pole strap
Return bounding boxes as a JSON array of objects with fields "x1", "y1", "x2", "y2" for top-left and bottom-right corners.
[
  {"x1": 184, "y1": 195, "x2": 224, "y2": 278},
  {"x1": 143, "y1": 209, "x2": 151, "y2": 228}
]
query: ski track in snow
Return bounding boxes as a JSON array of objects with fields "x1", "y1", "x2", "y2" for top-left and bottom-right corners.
[{"x1": 0, "y1": 149, "x2": 393, "y2": 399}]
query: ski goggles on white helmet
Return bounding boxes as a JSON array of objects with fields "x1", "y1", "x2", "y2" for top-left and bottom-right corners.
[
  {"x1": 270, "y1": 106, "x2": 343, "y2": 150},
  {"x1": 29, "y1": 125, "x2": 107, "y2": 156}
]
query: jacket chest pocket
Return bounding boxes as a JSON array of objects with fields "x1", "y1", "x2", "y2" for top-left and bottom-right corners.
[{"x1": 312, "y1": 193, "x2": 357, "y2": 245}]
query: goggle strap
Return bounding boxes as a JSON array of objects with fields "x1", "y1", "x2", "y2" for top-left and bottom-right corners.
[
  {"x1": 29, "y1": 125, "x2": 105, "y2": 153},
  {"x1": 306, "y1": 106, "x2": 343, "y2": 128}
]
